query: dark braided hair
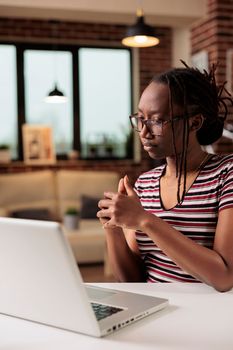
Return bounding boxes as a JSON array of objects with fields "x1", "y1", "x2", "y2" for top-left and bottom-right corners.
[{"x1": 151, "y1": 61, "x2": 233, "y2": 203}]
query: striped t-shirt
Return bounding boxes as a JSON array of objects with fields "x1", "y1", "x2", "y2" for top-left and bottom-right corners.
[{"x1": 134, "y1": 153, "x2": 233, "y2": 283}]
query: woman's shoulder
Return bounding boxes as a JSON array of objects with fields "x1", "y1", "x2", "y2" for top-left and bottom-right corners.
[
  {"x1": 135, "y1": 163, "x2": 165, "y2": 185},
  {"x1": 201, "y1": 153, "x2": 233, "y2": 180},
  {"x1": 207, "y1": 153, "x2": 233, "y2": 170}
]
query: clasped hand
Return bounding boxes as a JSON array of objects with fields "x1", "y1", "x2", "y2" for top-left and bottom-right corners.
[{"x1": 97, "y1": 175, "x2": 145, "y2": 230}]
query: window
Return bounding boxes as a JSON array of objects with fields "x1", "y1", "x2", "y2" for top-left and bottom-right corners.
[
  {"x1": 24, "y1": 49, "x2": 73, "y2": 155},
  {"x1": 0, "y1": 43, "x2": 133, "y2": 160},
  {"x1": 79, "y1": 48, "x2": 131, "y2": 159},
  {"x1": 0, "y1": 45, "x2": 17, "y2": 158}
]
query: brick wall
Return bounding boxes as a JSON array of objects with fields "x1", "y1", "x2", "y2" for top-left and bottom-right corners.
[
  {"x1": 191, "y1": 0, "x2": 233, "y2": 153},
  {"x1": 0, "y1": 18, "x2": 172, "y2": 85},
  {"x1": 0, "y1": 17, "x2": 172, "y2": 177},
  {"x1": 139, "y1": 28, "x2": 172, "y2": 94}
]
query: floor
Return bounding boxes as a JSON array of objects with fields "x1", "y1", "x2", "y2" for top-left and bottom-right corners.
[{"x1": 79, "y1": 262, "x2": 116, "y2": 283}]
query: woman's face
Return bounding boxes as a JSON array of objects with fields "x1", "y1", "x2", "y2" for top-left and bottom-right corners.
[{"x1": 137, "y1": 81, "x2": 185, "y2": 160}]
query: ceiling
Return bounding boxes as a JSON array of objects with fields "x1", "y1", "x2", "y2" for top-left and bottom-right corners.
[{"x1": 0, "y1": 0, "x2": 207, "y2": 28}]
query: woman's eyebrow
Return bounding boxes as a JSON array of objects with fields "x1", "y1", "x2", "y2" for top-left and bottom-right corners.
[{"x1": 137, "y1": 108, "x2": 161, "y2": 115}]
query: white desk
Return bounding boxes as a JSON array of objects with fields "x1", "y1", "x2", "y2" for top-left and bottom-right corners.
[{"x1": 0, "y1": 283, "x2": 232, "y2": 350}]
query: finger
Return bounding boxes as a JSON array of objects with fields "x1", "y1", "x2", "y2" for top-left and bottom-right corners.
[
  {"x1": 103, "y1": 218, "x2": 117, "y2": 229},
  {"x1": 123, "y1": 175, "x2": 136, "y2": 196},
  {"x1": 98, "y1": 217, "x2": 109, "y2": 224},
  {"x1": 118, "y1": 178, "x2": 126, "y2": 194},
  {"x1": 104, "y1": 191, "x2": 116, "y2": 199},
  {"x1": 98, "y1": 198, "x2": 112, "y2": 209},
  {"x1": 102, "y1": 220, "x2": 117, "y2": 229},
  {"x1": 98, "y1": 215, "x2": 116, "y2": 228},
  {"x1": 97, "y1": 209, "x2": 111, "y2": 219}
]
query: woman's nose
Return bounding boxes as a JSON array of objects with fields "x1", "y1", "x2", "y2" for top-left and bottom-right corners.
[{"x1": 140, "y1": 123, "x2": 153, "y2": 139}]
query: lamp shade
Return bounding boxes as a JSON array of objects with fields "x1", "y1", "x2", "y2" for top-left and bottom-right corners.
[
  {"x1": 122, "y1": 9, "x2": 159, "y2": 48},
  {"x1": 44, "y1": 83, "x2": 67, "y2": 103}
]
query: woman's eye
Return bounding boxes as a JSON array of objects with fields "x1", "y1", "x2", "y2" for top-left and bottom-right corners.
[{"x1": 151, "y1": 119, "x2": 162, "y2": 125}]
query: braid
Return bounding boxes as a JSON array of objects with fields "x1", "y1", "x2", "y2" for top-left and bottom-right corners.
[
  {"x1": 166, "y1": 76, "x2": 178, "y2": 177},
  {"x1": 171, "y1": 73, "x2": 190, "y2": 203},
  {"x1": 152, "y1": 60, "x2": 233, "y2": 203}
]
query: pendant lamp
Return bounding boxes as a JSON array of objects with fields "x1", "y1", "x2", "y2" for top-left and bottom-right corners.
[
  {"x1": 122, "y1": 7, "x2": 159, "y2": 48},
  {"x1": 44, "y1": 83, "x2": 67, "y2": 103},
  {"x1": 45, "y1": 20, "x2": 67, "y2": 103}
]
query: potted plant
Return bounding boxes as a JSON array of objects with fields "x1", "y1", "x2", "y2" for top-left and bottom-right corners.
[
  {"x1": 102, "y1": 134, "x2": 115, "y2": 157},
  {"x1": 88, "y1": 144, "x2": 98, "y2": 158},
  {"x1": 63, "y1": 207, "x2": 80, "y2": 230},
  {"x1": 0, "y1": 144, "x2": 11, "y2": 163}
]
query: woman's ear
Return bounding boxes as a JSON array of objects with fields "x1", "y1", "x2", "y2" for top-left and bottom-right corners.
[{"x1": 189, "y1": 114, "x2": 204, "y2": 132}]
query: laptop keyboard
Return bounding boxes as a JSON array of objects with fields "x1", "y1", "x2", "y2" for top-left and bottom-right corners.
[{"x1": 91, "y1": 302, "x2": 124, "y2": 321}]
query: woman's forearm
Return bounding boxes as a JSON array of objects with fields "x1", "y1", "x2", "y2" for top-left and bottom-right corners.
[{"x1": 105, "y1": 227, "x2": 146, "y2": 282}]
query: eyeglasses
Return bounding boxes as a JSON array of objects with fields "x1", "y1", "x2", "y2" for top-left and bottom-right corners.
[{"x1": 129, "y1": 113, "x2": 185, "y2": 136}]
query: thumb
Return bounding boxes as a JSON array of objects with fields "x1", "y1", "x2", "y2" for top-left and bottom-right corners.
[
  {"x1": 123, "y1": 175, "x2": 136, "y2": 196},
  {"x1": 118, "y1": 178, "x2": 126, "y2": 194}
]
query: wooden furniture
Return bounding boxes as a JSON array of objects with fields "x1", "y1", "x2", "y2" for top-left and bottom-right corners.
[
  {"x1": 63, "y1": 219, "x2": 111, "y2": 275},
  {"x1": 0, "y1": 169, "x2": 118, "y2": 265}
]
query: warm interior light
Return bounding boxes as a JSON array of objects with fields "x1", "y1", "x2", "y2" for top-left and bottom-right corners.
[
  {"x1": 45, "y1": 20, "x2": 68, "y2": 103},
  {"x1": 44, "y1": 84, "x2": 67, "y2": 104},
  {"x1": 134, "y1": 35, "x2": 149, "y2": 43},
  {"x1": 122, "y1": 35, "x2": 160, "y2": 48},
  {"x1": 122, "y1": 7, "x2": 159, "y2": 48},
  {"x1": 44, "y1": 95, "x2": 68, "y2": 104}
]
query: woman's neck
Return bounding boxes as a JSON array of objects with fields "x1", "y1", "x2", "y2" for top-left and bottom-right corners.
[{"x1": 165, "y1": 148, "x2": 209, "y2": 178}]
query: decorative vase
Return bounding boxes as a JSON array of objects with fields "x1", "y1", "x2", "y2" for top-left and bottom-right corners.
[{"x1": 63, "y1": 214, "x2": 79, "y2": 230}]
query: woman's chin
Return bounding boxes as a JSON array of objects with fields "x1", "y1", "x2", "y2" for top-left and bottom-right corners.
[{"x1": 146, "y1": 149, "x2": 163, "y2": 159}]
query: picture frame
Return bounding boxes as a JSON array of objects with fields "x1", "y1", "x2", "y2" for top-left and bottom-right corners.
[
  {"x1": 226, "y1": 49, "x2": 233, "y2": 94},
  {"x1": 22, "y1": 124, "x2": 56, "y2": 165},
  {"x1": 191, "y1": 50, "x2": 209, "y2": 72}
]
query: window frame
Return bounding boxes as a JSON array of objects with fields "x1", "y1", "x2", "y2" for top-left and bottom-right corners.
[
  {"x1": 0, "y1": 44, "x2": 18, "y2": 158},
  {"x1": 0, "y1": 41, "x2": 133, "y2": 161}
]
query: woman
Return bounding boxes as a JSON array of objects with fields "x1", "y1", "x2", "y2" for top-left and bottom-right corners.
[{"x1": 97, "y1": 62, "x2": 233, "y2": 291}]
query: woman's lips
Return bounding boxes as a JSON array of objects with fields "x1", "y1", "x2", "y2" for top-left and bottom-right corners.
[{"x1": 143, "y1": 143, "x2": 156, "y2": 151}]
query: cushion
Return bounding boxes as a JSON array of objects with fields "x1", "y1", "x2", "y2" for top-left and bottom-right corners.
[
  {"x1": 80, "y1": 195, "x2": 100, "y2": 219},
  {"x1": 10, "y1": 208, "x2": 53, "y2": 221},
  {"x1": 56, "y1": 170, "x2": 119, "y2": 219}
]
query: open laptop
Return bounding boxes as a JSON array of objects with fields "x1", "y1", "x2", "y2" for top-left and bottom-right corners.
[{"x1": 0, "y1": 217, "x2": 168, "y2": 337}]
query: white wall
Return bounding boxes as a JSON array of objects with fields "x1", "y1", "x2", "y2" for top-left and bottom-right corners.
[
  {"x1": 172, "y1": 28, "x2": 191, "y2": 67},
  {"x1": 0, "y1": 0, "x2": 207, "y2": 27}
]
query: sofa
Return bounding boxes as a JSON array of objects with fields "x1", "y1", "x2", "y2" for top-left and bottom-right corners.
[{"x1": 0, "y1": 169, "x2": 119, "y2": 265}]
